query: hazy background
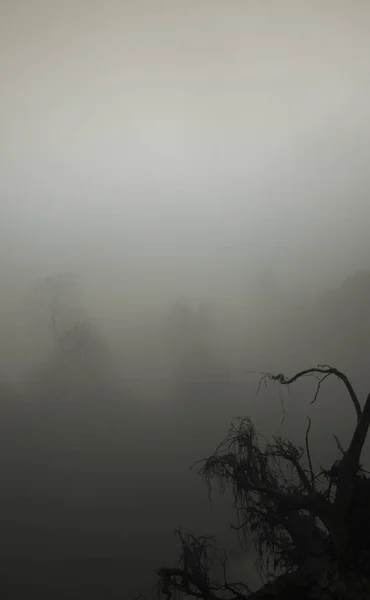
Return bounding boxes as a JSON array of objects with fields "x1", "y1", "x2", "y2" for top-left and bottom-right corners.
[{"x1": 1, "y1": 1, "x2": 370, "y2": 598}]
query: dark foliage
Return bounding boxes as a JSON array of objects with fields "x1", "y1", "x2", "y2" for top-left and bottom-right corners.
[{"x1": 155, "y1": 365, "x2": 370, "y2": 599}]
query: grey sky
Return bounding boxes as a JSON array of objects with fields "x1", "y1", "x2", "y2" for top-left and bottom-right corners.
[{"x1": 1, "y1": 0, "x2": 370, "y2": 299}]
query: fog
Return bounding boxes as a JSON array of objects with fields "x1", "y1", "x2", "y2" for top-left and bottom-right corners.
[{"x1": 1, "y1": 1, "x2": 370, "y2": 598}]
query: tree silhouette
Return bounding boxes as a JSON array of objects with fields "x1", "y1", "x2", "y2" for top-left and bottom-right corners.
[
  {"x1": 27, "y1": 274, "x2": 111, "y2": 401},
  {"x1": 27, "y1": 273, "x2": 85, "y2": 344},
  {"x1": 156, "y1": 365, "x2": 370, "y2": 599}
]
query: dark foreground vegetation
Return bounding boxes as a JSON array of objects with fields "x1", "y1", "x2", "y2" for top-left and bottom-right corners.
[
  {"x1": 154, "y1": 366, "x2": 370, "y2": 599},
  {"x1": 2, "y1": 271, "x2": 370, "y2": 598}
]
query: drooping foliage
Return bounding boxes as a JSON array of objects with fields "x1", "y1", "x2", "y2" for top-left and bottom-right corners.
[{"x1": 155, "y1": 365, "x2": 370, "y2": 599}]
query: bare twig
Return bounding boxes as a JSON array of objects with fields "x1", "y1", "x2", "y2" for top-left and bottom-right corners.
[
  {"x1": 311, "y1": 372, "x2": 331, "y2": 405},
  {"x1": 305, "y1": 417, "x2": 315, "y2": 490},
  {"x1": 333, "y1": 434, "x2": 345, "y2": 455}
]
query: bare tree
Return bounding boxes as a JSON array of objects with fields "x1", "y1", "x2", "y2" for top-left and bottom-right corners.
[{"x1": 156, "y1": 365, "x2": 370, "y2": 599}]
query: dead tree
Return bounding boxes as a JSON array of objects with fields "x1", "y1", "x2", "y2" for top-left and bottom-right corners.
[{"x1": 156, "y1": 365, "x2": 370, "y2": 599}]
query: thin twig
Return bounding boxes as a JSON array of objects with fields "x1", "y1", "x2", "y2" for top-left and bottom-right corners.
[
  {"x1": 333, "y1": 434, "x2": 345, "y2": 455},
  {"x1": 305, "y1": 417, "x2": 315, "y2": 491},
  {"x1": 311, "y1": 372, "x2": 331, "y2": 405}
]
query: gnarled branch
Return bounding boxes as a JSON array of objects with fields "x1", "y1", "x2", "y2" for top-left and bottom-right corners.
[
  {"x1": 157, "y1": 365, "x2": 370, "y2": 599},
  {"x1": 262, "y1": 365, "x2": 362, "y2": 423}
]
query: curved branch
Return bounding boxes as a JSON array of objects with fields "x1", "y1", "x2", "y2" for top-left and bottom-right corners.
[
  {"x1": 346, "y1": 392, "x2": 370, "y2": 463},
  {"x1": 335, "y1": 392, "x2": 370, "y2": 515},
  {"x1": 266, "y1": 365, "x2": 362, "y2": 423}
]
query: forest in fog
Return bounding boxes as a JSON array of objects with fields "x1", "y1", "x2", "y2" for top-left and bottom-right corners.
[
  {"x1": 1, "y1": 1, "x2": 370, "y2": 598},
  {"x1": 0, "y1": 269, "x2": 370, "y2": 598}
]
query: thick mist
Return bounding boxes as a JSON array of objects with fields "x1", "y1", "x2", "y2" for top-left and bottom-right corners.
[{"x1": 1, "y1": 1, "x2": 370, "y2": 598}]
